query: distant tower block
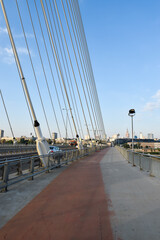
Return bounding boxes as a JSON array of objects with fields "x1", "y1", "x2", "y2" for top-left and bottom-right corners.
[
  {"x1": 0, "y1": 129, "x2": 4, "y2": 138},
  {"x1": 140, "y1": 132, "x2": 144, "y2": 139},
  {"x1": 148, "y1": 133, "x2": 154, "y2": 139},
  {"x1": 52, "y1": 132, "x2": 58, "y2": 140},
  {"x1": 126, "y1": 129, "x2": 130, "y2": 138}
]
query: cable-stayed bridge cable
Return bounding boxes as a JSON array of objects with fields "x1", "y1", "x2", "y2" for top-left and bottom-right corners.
[
  {"x1": 33, "y1": 0, "x2": 67, "y2": 138},
  {"x1": 67, "y1": 0, "x2": 99, "y2": 138},
  {"x1": 49, "y1": 0, "x2": 83, "y2": 139},
  {"x1": 41, "y1": 0, "x2": 78, "y2": 138},
  {"x1": 26, "y1": 0, "x2": 62, "y2": 139},
  {"x1": 15, "y1": 0, "x2": 52, "y2": 139},
  {"x1": 42, "y1": 0, "x2": 74, "y2": 138},
  {"x1": 54, "y1": 0, "x2": 90, "y2": 139}
]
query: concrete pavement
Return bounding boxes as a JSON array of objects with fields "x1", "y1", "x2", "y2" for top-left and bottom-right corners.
[{"x1": 101, "y1": 147, "x2": 160, "y2": 240}]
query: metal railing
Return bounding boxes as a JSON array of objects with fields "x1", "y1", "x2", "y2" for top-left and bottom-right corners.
[
  {"x1": 116, "y1": 146, "x2": 160, "y2": 178},
  {"x1": 0, "y1": 144, "x2": 36, "y2": 155},
  {"x1": 0, "y1": 145, "x2": 106, "y2": 192}
]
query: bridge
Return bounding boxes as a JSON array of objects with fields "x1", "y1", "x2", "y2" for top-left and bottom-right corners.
[
  {"x1": 0, "y1": 0, "x2": 160, "y2": 239},
  {"x1": 1, "y1": 147, "x2": 160, "y2": 240}
]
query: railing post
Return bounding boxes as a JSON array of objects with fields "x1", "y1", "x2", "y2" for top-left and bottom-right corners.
[
  {"x1": 71, "y1": 150, "x2": 74, "y2": 162},
  {"x1": 57, "y1": 155, "x2": 61, "y2": 167},
  {"x1": 29, "y1": 157, "x2": 34, "y2": 180},
  {"x1": 1, "y1": 160, "x2": 9, "y2": 192},
  {"x1": 17, "y1": 158, "x2": 23, "y2": 175},
  {"x1": 46, "y1": 154, "x2": 50, "y2": 173},
  {"x1": 65, "y1": 151, "x2": 68, "y2": 165},
  {"x1": 77, "y1": 150, "x2": 79, "y2": 159},
  {"x1": 139, "y1": 154, "x2": 142, "y2": 171},
  {"x1": 132, "y1": 151, "x2": 135, "y2": 166}
]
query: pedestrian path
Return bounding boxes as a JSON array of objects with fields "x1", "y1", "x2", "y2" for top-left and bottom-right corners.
[
  {"x1": 101, "y1": 147, "x2": 160, "y2": 240},
  {"x1": 0, "y1": 149, "x2": 113, "y2": 240},
  {"x1": 1, "y1": 147, "x2": 160, "y2": 240}
]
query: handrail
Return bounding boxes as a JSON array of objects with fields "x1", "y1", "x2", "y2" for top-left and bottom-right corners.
[
  {"x1": 0, "y1": 145, "x2": 107, "y2": 192},
  {"x1": 116, "y1": 146, "x2": 160, "y2": 178}
]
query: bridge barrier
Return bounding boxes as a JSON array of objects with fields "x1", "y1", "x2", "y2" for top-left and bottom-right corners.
[
  {"x1": 116, "y1": 146, "x2": 160, "y2": 177},
  {"x1": 0, "y1": 144, "x2": 36, "y2": 155},
  {"x1": 0, "y1": 145, "x2": 107, "y2": 192}
]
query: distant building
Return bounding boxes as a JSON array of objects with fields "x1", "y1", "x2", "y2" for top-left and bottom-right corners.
[
  {"x1": 0, "y1": 129, "x2": 4, "y2": 138},
  {"x1": 95, "y1": 135, "x2": 100, "y2": 140},
  {"x1": 126, "y1": 129, "x2": 130, "y2": 138},
  {"x1": 85, "y1": 135, "x2": 90, "y2": 140},
  {"x1": 109, "y1": 134, "x2": 119, "y2": 142},
  {"x1": 1, "y1": 136, "x2": 13, "y2": 141},
  {"x1": 148, "y1": 133, "x2": 154, "y2": 139},
  {"x1": 139, "y1": 132, "x2": 144, "y2": 139},
  {"x1": 52, "y1": 132, "x2": 58, "y2": 140}
]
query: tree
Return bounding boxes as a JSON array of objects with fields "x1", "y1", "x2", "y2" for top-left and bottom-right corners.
[
  {"x1": 123, "y1": 143, "x2": 130, "y2": 149},
  {"x1": 19, "y1": 138, "x2": 25, "y2": 144}
]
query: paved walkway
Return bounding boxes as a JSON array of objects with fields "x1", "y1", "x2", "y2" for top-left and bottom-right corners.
[
  {"x1": 101, "y1": 147, "x2": 160, "y2": 240},
  {"x1": 1, "y1": 147, "x2": 160, "y2": 240},
  {"x1": 0, "y1": 149, "x2": 113, "y2": 240}
]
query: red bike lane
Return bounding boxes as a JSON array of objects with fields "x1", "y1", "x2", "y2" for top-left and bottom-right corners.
[{"x1": 0, "y1": 148, "x2": 113, "y2": 240}]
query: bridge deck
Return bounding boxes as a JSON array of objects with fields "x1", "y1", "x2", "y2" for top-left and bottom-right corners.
[
  {"x1": 1, "y1": 147, "x2": 160, "y2": 239},
  {"x1": 101, "y1": 147, "x2": 160, "y2": 240},
  {"x1": 0, "y1": 149, "x2": 113, "y2": 240}
]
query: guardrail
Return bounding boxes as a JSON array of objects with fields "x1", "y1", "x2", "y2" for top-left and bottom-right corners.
[
  {"x1": 0, "y1": 145, "x2": 36, "y2": 155},
  {"x1": 116, "y1": 146, "x2": 160, "y2": 178},
  {"x1": 0, "y1": 145, "x2": 106, "y2": 192}
]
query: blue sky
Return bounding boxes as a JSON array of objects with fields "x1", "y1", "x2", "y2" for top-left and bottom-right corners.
[
  {"x1": 80, "y1": 0, "x2": 160, "y2": 138},
  {"x1": 0, "y1": 0, "x2": 160, "y2": 139}
]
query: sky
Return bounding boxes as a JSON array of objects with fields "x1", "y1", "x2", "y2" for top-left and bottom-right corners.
[{"x1": 0, "y1": 0, "x2": 160, "y2": 139}]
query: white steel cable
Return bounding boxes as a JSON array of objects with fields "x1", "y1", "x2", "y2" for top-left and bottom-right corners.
[
  {"x1": 0, "y1": 90, "x2": 15, "y2": 139},
  {"x1": 74, "y1": 0, "x2": 106, "y2": 137},
  {"x1": 49, "y1": 0, "x2": 83, "y2": 139},
  {"x1": 0, "y1": 0, "x2": 37, "y2": 139},
  {"x1": 43, "y1": 0, "x2": 74, "y2": 139},
  {"x1": 72, "y1": 0, "x2": 102, "y2": 136},
  {"x1": 61, "y1": 0, "x2": 94, "y2": 138},
  {"x1": 33, "y1": 0, "x2": 67, "y2": 138},
  {"x1": 73, "y1": 0, "x2": 103, "y2": 133},
  {"x1": 68, "y1": 0, "x2": 99, "y2": 137},
  {"x1": 41, "y1": 0, "x2": 77, "y2": 138},
  {"x1": 64, "y1": 0, "x2": 96, "y2": 139},
  {"x1": 77, "y1": 0, "x2": 106, "y2": 137},
  {"x1": 15, "y1": 0, "x2": 52, "y2": 139},
  {"x1": 26, "y1": 0, "x2": 62, "y2": 139},
  {"x1": 52, "y1": 0, "x2": 88, "y2": 139},
  {"x1": 54, "y1": 0, "x2": 90, "y2": 139},
  {"x1": 70, "y1": 0, "x2": 100, "y2": 134}
]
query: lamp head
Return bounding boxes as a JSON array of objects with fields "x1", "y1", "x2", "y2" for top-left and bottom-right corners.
[{"x1": 128, "y1": 109, "x2": 135, "y2": 116}]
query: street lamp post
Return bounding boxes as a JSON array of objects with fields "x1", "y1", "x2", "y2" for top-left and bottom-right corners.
[
  {"x1": 128, "y1": 109, "x2": 135, "y2": 166},
  {"x1": 128, "y1": 109, "x2": 135, "y2": 151}
]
